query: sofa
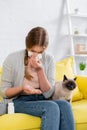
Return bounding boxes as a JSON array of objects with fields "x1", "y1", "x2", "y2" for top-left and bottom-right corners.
[{"x1": 0, "y1": 57, "x2": 87, "y2": 130}]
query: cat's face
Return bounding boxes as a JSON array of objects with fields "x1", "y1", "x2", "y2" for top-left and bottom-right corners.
[{"x1": 62, "y1": 75, "x2": 77, "y2": 90}]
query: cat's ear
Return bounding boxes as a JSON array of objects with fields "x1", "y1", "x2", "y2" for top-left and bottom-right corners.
[
  {"x1": 74, "y1": 77, "x2": 77, "y2": 81},
  {"x1": 63, "y1": 75, "x2": 68, "y2": 81}
]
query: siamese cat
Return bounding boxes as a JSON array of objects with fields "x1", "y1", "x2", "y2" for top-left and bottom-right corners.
[{"x1": 51, "y1": 75, "x2": 77, "y2": 102}]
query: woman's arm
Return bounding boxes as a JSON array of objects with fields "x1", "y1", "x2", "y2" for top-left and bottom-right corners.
[
  {"x1": 29, "y1": 55, "x2": 55, "y2": 98},
  {"x1": 5, "y1": 85, "x2": 42, "y2": 98},
  {"x1": 5, "y1": 87, "x2": 23, "y2": 98},
  {"x1": 37, "y1": 56, "x2": 55, "y2": 98},
  {"x1": 37, "y1": 68, "x2": 51, "y2": 92}
]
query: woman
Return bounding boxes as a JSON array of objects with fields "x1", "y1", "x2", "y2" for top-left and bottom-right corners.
[{"x1": 0, "y1": 27, "x2": 75, "y2": 130}]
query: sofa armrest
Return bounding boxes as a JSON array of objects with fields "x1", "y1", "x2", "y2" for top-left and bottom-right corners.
[{"x1": 75, "y1": 75, "x2": 87, "y2": 99}]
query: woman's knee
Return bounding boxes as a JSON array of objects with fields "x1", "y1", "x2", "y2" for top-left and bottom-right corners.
[
  {"x1": 55, "y1": 100, "x2": 72, "y2": 109},
  {"x1": 41, "y1": 101, "x2": 60, "y2": 119},
  {"x1": 43, "y1": 101, "x2": 60, "y2": 112}
]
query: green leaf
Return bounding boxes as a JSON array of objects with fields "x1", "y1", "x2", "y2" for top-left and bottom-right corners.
[{"x1": 79, "y1": 62, "x2": 86, "y2": 71}]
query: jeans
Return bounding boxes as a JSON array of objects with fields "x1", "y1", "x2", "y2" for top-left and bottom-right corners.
[{"x1": 13, "y1": 94, "x2": 75, "y2": 130}]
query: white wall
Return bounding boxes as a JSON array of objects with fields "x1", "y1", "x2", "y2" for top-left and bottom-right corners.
[{"x1": 0, "y1": 0, "x2": 87, "y2": 65}]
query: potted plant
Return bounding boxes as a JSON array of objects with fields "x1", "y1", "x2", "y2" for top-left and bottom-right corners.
[{"x1": 79, "y1": 62, "x2": 86, "y2": 75}]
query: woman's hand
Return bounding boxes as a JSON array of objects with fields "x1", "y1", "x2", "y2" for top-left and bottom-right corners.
[
  {"x1": 29, "y1": 56, "x2": 43, "y2": 70},
  {"x1": 22, "y1": 85, "x2": 42, "y2": 95}
]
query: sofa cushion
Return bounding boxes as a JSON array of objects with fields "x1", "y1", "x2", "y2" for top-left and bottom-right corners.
[
  {"x1": 0, "y1": 66, "x2": 2, "y2": 82},
  {"x1": 0, "y1": 67, "x2": 2, "y2": 101},
  {"x1": 55, "y1": 56, "x2": 74, "y2": 81},
  {"x1": 0, "y1": 67, "x2": 2, "y2": 74},
  {"x1": 72, "y1": 99, "x2": 87, "y2": 123},
  {"x1": 0, "y1": 113, "x2": 41, "y2": 130},
  {"x1": 72, "y1": 86, "x2": 83, "y2": 101},
  {"x1": 75, "y1": 76, "x2": 87, "y2": 99}
]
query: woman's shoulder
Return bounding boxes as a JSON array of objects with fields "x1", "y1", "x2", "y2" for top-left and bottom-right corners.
[
  {"x1": 42, "y1": 52, "x2": 55, "y2": 64},
  {"x1": 3, "y1": 50, "x2": 25, "y2": 65},
  {"x1": 7, "y1": 49, "x2": 25, "y2": 57},
  {"x1": 43, "y1": 52, "x2": 54, "y2": 60}
]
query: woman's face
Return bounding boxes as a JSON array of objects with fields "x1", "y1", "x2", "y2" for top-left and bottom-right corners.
[{"x1": 27, "y1": 45, "x2": 46, "y2": 59}]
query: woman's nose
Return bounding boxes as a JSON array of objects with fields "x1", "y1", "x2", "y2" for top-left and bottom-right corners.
[{"x1": 32, "y1": 52, "x2": 38, "y2": 57}]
